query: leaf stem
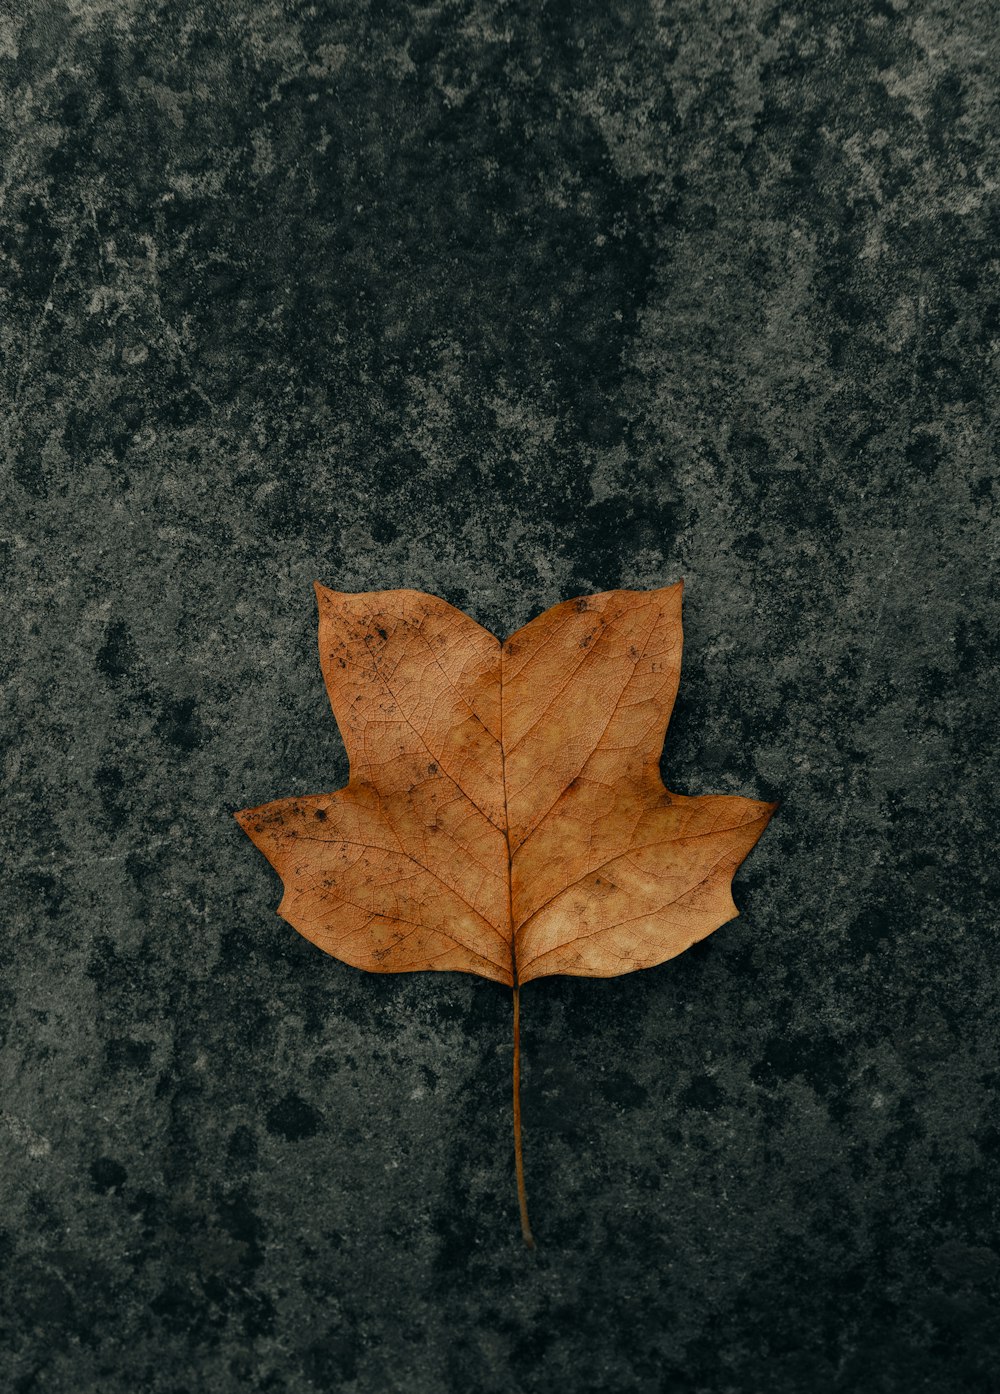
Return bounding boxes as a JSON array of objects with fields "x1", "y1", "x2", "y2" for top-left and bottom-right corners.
[{"x1": 512, "y1": 984, "x2": 535, "y2": 1248}]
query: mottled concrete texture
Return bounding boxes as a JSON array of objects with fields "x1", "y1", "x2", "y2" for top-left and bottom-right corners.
[{"x1": 2, "y1": 2, "x2": 998, "y2": 1391}]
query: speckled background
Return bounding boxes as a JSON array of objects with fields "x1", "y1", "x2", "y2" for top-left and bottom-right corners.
[{"x1": 2, "y1": 2, "x2": 998, "y2": 1391}]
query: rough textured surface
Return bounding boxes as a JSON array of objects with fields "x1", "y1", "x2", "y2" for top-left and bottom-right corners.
[{"x1": 1, "y1": 2, "x2": 997, "y2": 1391}]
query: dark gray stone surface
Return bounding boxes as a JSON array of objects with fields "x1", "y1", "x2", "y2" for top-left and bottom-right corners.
[{"x1": 2, "y1": 2, "x2": 997, "y2": 1391}]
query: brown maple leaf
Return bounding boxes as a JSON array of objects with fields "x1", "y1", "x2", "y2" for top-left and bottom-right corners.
[{"x1": 236, "y1": 583, "x2": 775, "y2": 1245}]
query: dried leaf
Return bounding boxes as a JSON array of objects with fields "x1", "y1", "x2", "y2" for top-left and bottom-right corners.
[{"x1": 236, "y1": 584, "x2": 775, "y2": 1243}]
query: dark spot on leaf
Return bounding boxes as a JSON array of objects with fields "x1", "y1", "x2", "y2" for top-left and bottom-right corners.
[{"x1": 314, "y1": 808, "x2": 327, "y2": 821}]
